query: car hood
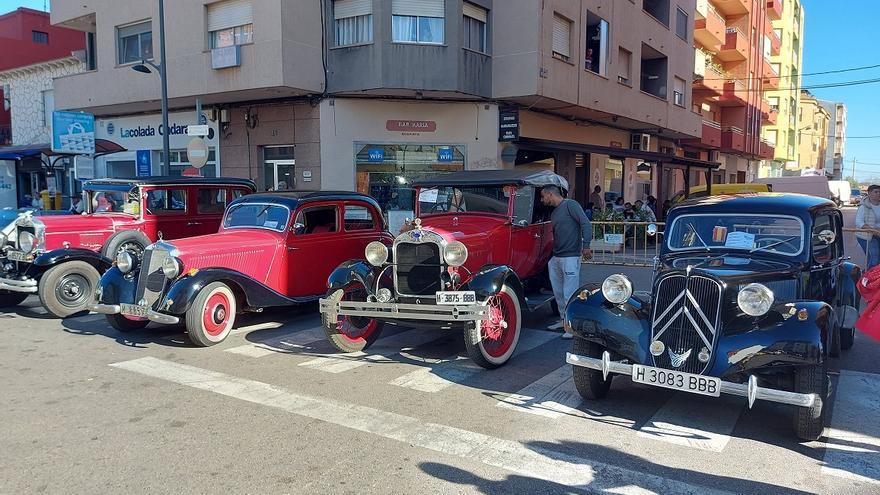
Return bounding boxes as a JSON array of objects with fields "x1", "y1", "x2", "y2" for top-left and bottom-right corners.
[
  {"x1": 167, "y1": 229, "x2": 282, "y2": 283},
  {"x1": 19, "y1": 213, "x2": 134, "y2": 251},
  {"x1": 661, "y1": 255, "x2": 801, "y2": 284},
  {"x1": 415, "y1": 214, "x2": 509, "y2": 268}
]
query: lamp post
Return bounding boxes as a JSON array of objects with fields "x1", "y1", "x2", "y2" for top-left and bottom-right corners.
[{"x1": 131, "y1": 0, "x2": 170, "y2": 173}]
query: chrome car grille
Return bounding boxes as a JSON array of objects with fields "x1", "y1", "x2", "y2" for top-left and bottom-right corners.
[
  {"x1": 136, "y1": 246, "x2": 169, "y2": 308},
  {"x1": 651, "y1": 274, "x2": 722, "y2": 375},
  {"x1": 394, "y1": 242, "x2": 442, "y2": 297}
]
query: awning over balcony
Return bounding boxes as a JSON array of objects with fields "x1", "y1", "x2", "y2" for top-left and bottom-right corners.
[{"x1": 0, "y1": 139, "x2": 127, "y2": 161}]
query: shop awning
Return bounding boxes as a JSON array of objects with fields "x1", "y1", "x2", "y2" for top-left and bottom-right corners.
[
  {"x1": 515, "y1": 138, "x2": 722, "y2": 169},
  {"x1": 0, "y1": 139, "x2": 127, "y2": 161}
]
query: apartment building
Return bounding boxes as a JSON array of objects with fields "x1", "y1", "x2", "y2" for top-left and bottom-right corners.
[
  {"x1": 684, "y1": 0, "x2": 776, "y2": 184},
  {"x1": 797, "y1": 90, "x2": 829, "y2": 174},
  {"x1": 50, "y1": 0, "x2": 706, "y2": 212},
  {"x1": 760, "y1": 0, "x2": 804, "y2": 177},
  {"x1": 819, "y1": 100, "x2": 846, "y2": 179}
]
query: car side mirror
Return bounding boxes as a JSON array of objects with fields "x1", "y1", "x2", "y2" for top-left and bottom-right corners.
[
  {"x1": 647, "y1": 224, "x2": 659, "y2": 236},
  {"x1": 515, "y1": 219, "x2": 529, "y2": 227},
  {"x1": 292, "y1": 222, "x2": 306, "y2": 235},
  {"x1": 817, "y1": 229, "x2": 836, "y2": 245}
]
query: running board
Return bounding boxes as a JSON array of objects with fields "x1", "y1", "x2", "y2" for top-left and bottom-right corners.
[{"x1": 524, "y1": 290, "x2": 555, "y2": 313}]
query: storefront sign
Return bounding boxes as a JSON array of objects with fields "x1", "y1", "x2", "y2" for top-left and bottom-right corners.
[
  {"x1": 52, "y1": 111, "x2": 95, "y2": 154},
  {"x1": 386, "y1": 120, "x2": 437, "y2": 133},
  {"x1": 136, "y1": 150, "x2": 152, "y2": 177},
  {"x1": 368, "y1": 148, "x2": 385, "y2": 162},
  {"x1": 74, "y1": 156, "x2": 95, "y2": 180},
  {"x1": 437, "y1": 147, "x2": 454, "y2": 162},
  {"x1": 499, "y1": 109, "x2": 519, "y2": 142}
]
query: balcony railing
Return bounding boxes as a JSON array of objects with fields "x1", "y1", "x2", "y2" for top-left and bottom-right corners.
[
  {"x1": 0, "y1": 125, "x2": 10, "y2": 146},
  {"x1": 767, "y1": 0, "x2": 783, "y2": 20},
  {"x1": 719, "y1": 28, "x2": 748, "y2": 62},
  {"x1": 695, "y1": 4, "x2": 726, "y2": 49}
]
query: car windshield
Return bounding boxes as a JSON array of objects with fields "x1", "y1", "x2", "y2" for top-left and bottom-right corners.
[
  {"x1": 86, "y1": 188, "x2": 140, "y2": 215},
  {"x1": 667, "y1": 214, "x2": 804, "y2": 256},
  {"x1": 416, "y1": 186, "x2": 510, "y2": 216},
  {"x1": 223, "y1": 203, "x2": 290, "y2": 232}
]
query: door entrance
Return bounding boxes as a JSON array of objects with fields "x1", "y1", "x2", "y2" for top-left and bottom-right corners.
[{"x1": 263, "y1": 146, "x2": 295, "y2": 191}]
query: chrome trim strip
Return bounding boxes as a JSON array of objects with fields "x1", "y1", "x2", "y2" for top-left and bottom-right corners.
[{"x1": 566, "y1": 352, "x2": 816, "y2": 408}]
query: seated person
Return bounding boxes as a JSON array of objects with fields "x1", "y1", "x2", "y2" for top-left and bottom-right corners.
[{"x1": 449, "y1": 188, "x2": 467, "y2": 213}]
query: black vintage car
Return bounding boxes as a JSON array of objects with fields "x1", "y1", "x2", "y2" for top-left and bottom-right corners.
[{"x1": 565, "y1": 193, "x2": 861, "y2": 441}]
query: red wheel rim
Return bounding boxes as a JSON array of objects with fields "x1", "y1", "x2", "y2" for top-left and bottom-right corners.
[
  {"x1": 481, "y1": 291, "x2": 518, "y2": 358},
  {"x1": 336, "y1": 287, "x2": 378, "y2": 343},
  {"x1": 203, "y1": 291, "x2": 231, "y2": 337}
]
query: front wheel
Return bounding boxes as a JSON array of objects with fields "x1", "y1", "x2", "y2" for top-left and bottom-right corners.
[
  {"x1": 38, "y1": 261, "x2": 101, "y2": 318},
  {"x1": 185, "y1": 282, "x2": 237, "y2": 347},
  {"x1": 106, "y1": 313, "x2": 150, "y2": 332},
  {"x1": 0, "y1": 291, "x2": 28, "y2": 308},
  {"x1": 572, "y1": 337, "x2": 612, "y2": 400},
  {"x1": 322, "y1": 285, "x2": 384, "y2": 353},
  {"x1": 464, "y1": 285, "x2": 522, "y2": 369},
  {"x1": 793, "y1": 362, "x2": 828, "y2": 441}
]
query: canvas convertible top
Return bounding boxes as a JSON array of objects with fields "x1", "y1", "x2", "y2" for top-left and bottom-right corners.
[{"x1": 412, "y1": 170, "x2": 569, "y2": 191}]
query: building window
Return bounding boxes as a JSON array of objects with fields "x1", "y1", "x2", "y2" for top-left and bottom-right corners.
[
  {"x1": 640, "y1": 43, "x2": 668, "y2": 99},
  {"x1": 334, "y1": 0, "x2": 373, "y2": 46},
  {"x1": 208, "y1": 0, "x2": 254, "y2": 48},
  {"x1": 32, "y1": 31, "x2": 49, "y2": 44},
  {"x1": 117, "y1": 21, "x2": 153, "y2": 65},
  {"x1": 552, "y1": 13, "x2": 572, "y2": 61},
  {"x1": 585, "y1": 11, "x2": 608, "y2": 76},
  {"x1": 673, "y1": 77, "x2": 685, "y2": 107},
  {"x1": 643, "y1": 0, "x2": 670, "y2": 27},
  {"x1": 39, "y1": 89, "x2": 54, "y2": 127},
  {"x1": 618, "y1": 47, "x2": 632, "y2": 85},
  {"x1": 392, "y1": 0, "x2": 445, "y2": 44},
  {"x1": 765, "y1": 129, "x2": 778, "y2": 146},
  {"x1": 86, "y1": 32, "x2": 97, "y2": 70},
  {"x1": 674, "y1": 8, "x2": 687, "y2": 40},
  {"x1": 768, "y1": 96, "x2": 779, "y2": 111},
  {"x1": 462, "y1": 2, "x2": 488, "y2": 53}
]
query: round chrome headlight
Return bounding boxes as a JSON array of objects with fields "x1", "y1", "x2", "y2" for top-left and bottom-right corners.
[
  {"x1": 18, "y1": 231, "x2": 36, "y2": 253},
  {"x1": 161, "y1": 257, "x2": 182, "y2": 279},
  {"x1": 443, "y1": 241, "x2": 468, "y2": 267},
  {"x1": 116, "y1": 251, "x2": 134, "y2": 274},
  {"x1": 737, "y1": 283, "x2": 774, "y2": 317},
  {"x1": 365, "y1": 241, "x2": 388, "y2": 267},
  {"x1": 601, "y1": 274, "x2": 633, "y2": 305}
]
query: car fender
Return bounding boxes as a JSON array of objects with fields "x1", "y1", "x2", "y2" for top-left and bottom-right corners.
[
  {"x1": 711, "y1": 300, "x2": 831, "y2": 378},
  {"x1": 32, "y1": 248, "x2": 113, "y2": 275},
  {"x1": 841, "y1": 261, "x2": 862, "y2": 308},
  {"x1": 463, "y1": 265, "x2": 525, "y2": 305},
  {"x1": 326, "y1": 260, "x2": 381, "y2": 295},
  {"x1": 95, "y1": 266, "x2": 138, "y2": 305},
  {"x1": 163, "y1": 269, "x2": 299, "y2": 315}
]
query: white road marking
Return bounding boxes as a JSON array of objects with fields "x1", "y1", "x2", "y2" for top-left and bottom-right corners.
[
  {"x1": 297, "y1": 328, "x2": 443, "y2": 373},
  {"x1": 389, "y1": 330, "x2": 557, "y2": 393},
  {"x1": 224, "y1": 344, "x2": 278, "y2": 358},
  {"x1": 821, "y1": 370, "x2": 880, "y2": 485},
  {"x1": 636, "y1": 394, "x2": 744, "y2": 452},
  {"x1": 224, "y1": 326, "x2": 327, "y2": 358},
  {"x1": 229, "y1": 321, "x2": 287, "y2": 336},
  {"x1": 109, "y1": 357, "x2": 733, "y2": 495}
]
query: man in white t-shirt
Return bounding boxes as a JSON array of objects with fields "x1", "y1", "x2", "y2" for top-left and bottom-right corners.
[{"x1": 855, "y1": 184, "x2": 880, "y2": 270}]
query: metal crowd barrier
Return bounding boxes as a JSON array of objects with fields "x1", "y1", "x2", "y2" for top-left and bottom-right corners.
[{"x1": 586, "y1": 221, "x2": 663, "y2": 267}]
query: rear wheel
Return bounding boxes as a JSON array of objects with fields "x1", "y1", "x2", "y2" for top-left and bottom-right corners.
[
  {"x1": 106, "y1": 313, "x2": 150, "y2": 332},
  {"x1": 572, "y1": 337, "x2": 612, "y2": 400},
  {"x1": 793, "y1": 361, "x2": 828, "y2": 441},
  {"x1": 0, "y1": 291, "x2": 28, "y2": 308},
  {"x1": 323, "y1": 285, "x2": 384, "y2": 353},
  {"x1": 186, "y1": 282, "x2": 237, "y2": 347},
  {"x1": 464, "y1": 285, "x2": 522, "y2": 369},
  {"x1": 38, "y1": 261, "x2": 100, "y2": 318}
]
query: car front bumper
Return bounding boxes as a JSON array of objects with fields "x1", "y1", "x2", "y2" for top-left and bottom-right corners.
[
  {"x1": 566, "y1": 350, "x2": 816, "y2": 409},
  {"x1": 89, "y1": 303, "x2": 180, "y2": 325},
  {"x1": 319, "y1": 297, "x2": 490, "y2": 323},
  {"x1": 0, "y1": 275, "x2": 37, "y2": 293}
]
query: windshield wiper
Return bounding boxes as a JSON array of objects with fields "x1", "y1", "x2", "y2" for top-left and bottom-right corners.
[
  {"x1": 749, "y1": 235, "x2": 799, "y2": 255},
  {"x1": 688, "y1": 223, "x2": 711, "y2": 252}
]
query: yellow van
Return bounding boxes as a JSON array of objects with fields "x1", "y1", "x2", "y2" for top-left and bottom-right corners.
[{"x1": 672, "y1": 183, "x2": 771, "y2": 203}]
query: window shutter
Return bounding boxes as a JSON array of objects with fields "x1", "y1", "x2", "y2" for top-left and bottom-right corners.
[
  {"x1": 334, "y1": 0, "x2": 372, "y2": 20},
  {"x1": 463, "y1": 2, "x2": 487, "y2": 23},
  {"x1": 552, "y1": 14, "x2": 571, "y2": 58},
  {"x1": 392, "y1": 0, "x2": 445, "y2": 18},
  {"x1": 207, "y1": 0, "x2": 253, "y2": 32}
]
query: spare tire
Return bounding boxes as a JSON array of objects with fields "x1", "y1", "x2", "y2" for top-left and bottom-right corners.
[{"x1": 101, "y1": 230, "x2": 151, "y2": 260}]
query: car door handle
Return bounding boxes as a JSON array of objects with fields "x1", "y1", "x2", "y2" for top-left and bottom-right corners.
[
  {"x1": 287, "y1": 246, "x2": 298, "y2": 251},
  {"x1": 187, "y1": 221, "x2": 203, "y2": 226},
  {"x1": 533, "y1": 233, "x2": 541, "y2": 238}
]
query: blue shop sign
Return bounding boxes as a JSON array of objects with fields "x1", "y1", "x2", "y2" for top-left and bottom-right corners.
[
  {"x1": 437, "y1": 147, "x2": 454, "y2": 162},
  {"x1": 136, "y1": 150, "x2": 152, "y2": 177},
  {"x1": 368, "y1": 148, "x2": 385, "y2": 162},
  {"x1": 52, "y1": 111, "x2": 96, "y2": 154}
]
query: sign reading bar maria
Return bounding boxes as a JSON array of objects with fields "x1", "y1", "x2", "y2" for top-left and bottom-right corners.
[{"x1": 499, "y1": 108, "x2": 519, "y2": 142}]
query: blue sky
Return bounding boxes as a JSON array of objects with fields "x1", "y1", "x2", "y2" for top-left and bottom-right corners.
[{"x1": 3, "y1": 0, "x2": 877, "y2": 179}]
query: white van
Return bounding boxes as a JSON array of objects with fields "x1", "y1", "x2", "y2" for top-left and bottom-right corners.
[{"x1": 752, "y1": 175, "x2": 833, "y2": 200}]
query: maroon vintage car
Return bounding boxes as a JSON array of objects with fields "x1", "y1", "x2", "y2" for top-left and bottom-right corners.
[
  {"x1": 319, "y1": 170, "x2": 566, "y2": 369},
  {"x1": 90, "y1": 191, "x2": 392, "y2": 346},
  {"x1": 0, "y1": 177, "x2": 256, "y2": 317}
]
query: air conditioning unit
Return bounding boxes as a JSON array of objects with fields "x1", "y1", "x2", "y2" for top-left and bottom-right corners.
[{"x1": 631, "y1": 133, "x2": 651, "y2": 151}]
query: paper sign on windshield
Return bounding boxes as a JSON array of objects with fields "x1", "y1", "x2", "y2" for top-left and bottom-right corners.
[
  {"x1": 724, "y1": 231, "x2": 755, "y2": 249},
  {"x1": 418, "y1": 188, "x2": 439, "y2": 203}
]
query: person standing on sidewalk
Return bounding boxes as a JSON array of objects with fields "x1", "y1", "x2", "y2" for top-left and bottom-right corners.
[
  {"x1": 541, "y1": 185, "x2": 592, "y2": 338},
  {"x1": 856, "y1": 184, "x2": 880, "y2": 270}
]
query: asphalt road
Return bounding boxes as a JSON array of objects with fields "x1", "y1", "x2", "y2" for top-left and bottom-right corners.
[{"x1": 1, "y1": 205, "x2": 878, "y2": 494}]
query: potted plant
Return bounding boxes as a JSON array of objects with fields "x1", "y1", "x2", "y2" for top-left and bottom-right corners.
[{"x1": 591, "y1": 208, "x2": 625, "y2": 253}]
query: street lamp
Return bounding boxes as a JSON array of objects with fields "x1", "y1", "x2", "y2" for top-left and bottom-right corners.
[{"x1": 131, "y1": 0, "x2": 170, "y2": 174}]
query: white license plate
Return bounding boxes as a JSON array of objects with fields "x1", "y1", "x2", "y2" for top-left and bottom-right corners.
[
  {"x1": 7, "y1": 251, "x2": 29, "y2": 262},
  {"x1": 435, "y1": 291, "x2": 477, "y2": 305},
  {"x1": 631, "y1": 364, "x2": 721, "y2": 397},
  {"x1": 120, "y1": 303, "x2": 149, "y2": 318}
]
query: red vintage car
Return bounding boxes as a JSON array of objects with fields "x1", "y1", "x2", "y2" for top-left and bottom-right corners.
[
  {"x1": 319, "y1": 170, "x2": 566, "y2": 368},
  {"x1": 90, "y1": 192, "x2": 392, "y2": 346},
  {"x1": 0, "y1": 177, "x2": 256, "y2": 317}
]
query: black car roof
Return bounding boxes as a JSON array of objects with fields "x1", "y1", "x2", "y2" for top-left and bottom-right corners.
[
  {"x1": 411, "y1": 170, "x2": 569, "y2": 190},
  {"x1": 672, "y1": 192, "x2": 836, "y2": 217},
  {"x1": 84, "y1": 176, "x2": 257, "y2": 190},
  {"x1": 228, "y1": 191, "x2": 382, "y2": 211}
]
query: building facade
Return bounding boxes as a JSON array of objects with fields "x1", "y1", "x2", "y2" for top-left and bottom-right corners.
[
  {"x1": 760, "y1": 0, "x2": 804, "y2": 177},
  {"x1": 51, "y1": 0, "x2": 707, "y2": 215},
  {"x1": 819, "y1": 100, "x2": 846, "y2": 179},
  {"x1": 796, "y1": 90, "x2": 829, "y2": 174}
]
